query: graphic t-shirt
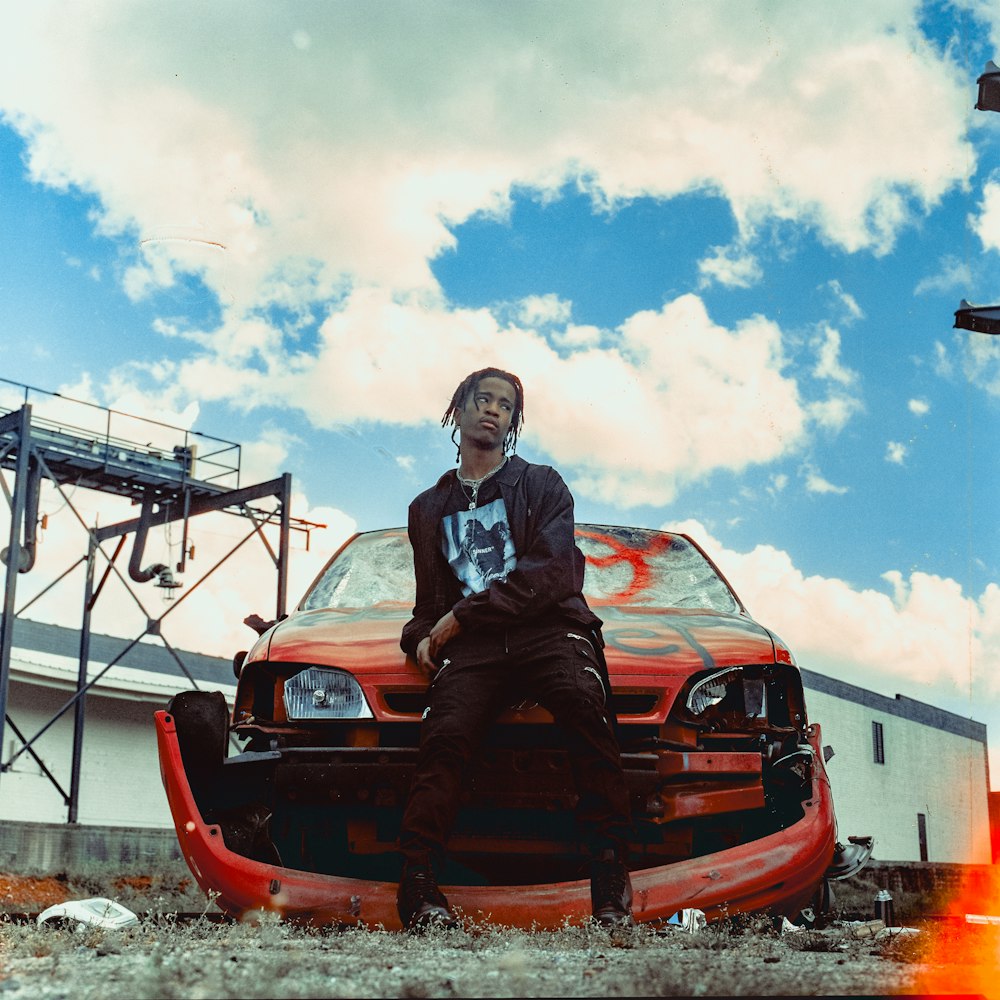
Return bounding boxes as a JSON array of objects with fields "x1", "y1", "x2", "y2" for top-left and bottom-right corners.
[{"x1": 440, "y1": 476, "x2": 517, "y2": 597}]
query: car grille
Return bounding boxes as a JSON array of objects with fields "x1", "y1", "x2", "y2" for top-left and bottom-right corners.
[{"x1": 381, "y1": 691, "x2": 660, "y2": 716}]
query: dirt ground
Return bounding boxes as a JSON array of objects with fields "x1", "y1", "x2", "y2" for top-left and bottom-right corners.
[{"x1": 0, "y1": 868, "x2": 994, "y2": 998}]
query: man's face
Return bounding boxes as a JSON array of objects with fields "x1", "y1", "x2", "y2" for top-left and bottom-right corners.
[{"x1": 455, "y1": 376, "x2": 516, "y2": 451}]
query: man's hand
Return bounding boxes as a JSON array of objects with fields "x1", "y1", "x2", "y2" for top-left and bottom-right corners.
[
  {"x1": 415, "y1": 637, "x2": 437, "y2": 677},
  {"x1": 428, "y1": 610, "x2": 462, "y2": 659},
  {"x1": 413, "y1": 612, "x2": 462, "y2": 678}
]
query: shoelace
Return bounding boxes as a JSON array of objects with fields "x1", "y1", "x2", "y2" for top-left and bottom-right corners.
[
  {"x1": 404, "y1": 869, "x2": 445, "y2": 905},
  {"x1": 593, "y1": 863, "x2": 628, "y2": 906}
]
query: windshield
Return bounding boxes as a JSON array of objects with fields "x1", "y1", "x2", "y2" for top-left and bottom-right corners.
[{"x1": 301, "y1": 525, "x2": 741, "y2": 614}]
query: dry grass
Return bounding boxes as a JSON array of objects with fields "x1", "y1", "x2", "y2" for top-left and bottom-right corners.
[
  {"x1": 0, "y1": 860, "x2": 207, "y2": 917},
  {"x1": 0, "y1": 901, "x2": 936, "y2": 999},
  {"x1": 0, "y1": 863, "x2": 970, "y2": 998}
]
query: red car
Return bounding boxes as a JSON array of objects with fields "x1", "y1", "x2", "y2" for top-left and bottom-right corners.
[{"x1": 156, "y1": 525, "x2": 870, "y2": 928}]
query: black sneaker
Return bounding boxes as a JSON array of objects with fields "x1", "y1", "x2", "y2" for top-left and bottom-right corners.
[
  {"x1": 397, "y1": 863, "x2": 459, "y2": 931},
  {"x1": 590, "y1": 850, "x2": 634, "y2": 928}
]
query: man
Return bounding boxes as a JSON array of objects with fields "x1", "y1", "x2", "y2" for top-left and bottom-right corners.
[{"x1": 397, "y1": 367, "x2": 633, "y2": 931}]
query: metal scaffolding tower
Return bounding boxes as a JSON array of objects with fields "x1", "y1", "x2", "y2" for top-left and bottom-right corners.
[{"x1": 0, "y1": 379, "x2": 319, "y2": 822}]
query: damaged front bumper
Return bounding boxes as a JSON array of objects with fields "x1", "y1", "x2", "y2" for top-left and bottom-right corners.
[{"x1": 155, "y1": 708, "x2": 840, "y2": 929}]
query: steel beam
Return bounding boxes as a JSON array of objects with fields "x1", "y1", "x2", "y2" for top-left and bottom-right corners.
[
  {"x1": 0, "y1": 405, "x2": 32, "y2": 785},
  {"x1": 68, "y1": 534, "x2": 97, "y2": 823},
  {"x1": 277, "y1": 473, "x2": 291, "y2": 619},
  {"x1": 93, "y1": 476, "x2": 291, "y2": 543}
]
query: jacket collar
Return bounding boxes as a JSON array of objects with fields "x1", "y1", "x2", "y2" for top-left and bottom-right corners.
[
  {"x1": 423, "y1": 454, "x2": 526, "y2": 526},
  {"x1": 438, "y1": 453, "x2": 525, "y2": 491},
  {"x1": 496, "y1": 453, "x2": 525, "y2": 486}
]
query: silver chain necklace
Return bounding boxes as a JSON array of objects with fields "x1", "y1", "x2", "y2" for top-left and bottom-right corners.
[{"x1": 457, "y1": 455, "x2": 508, "y2": 510}]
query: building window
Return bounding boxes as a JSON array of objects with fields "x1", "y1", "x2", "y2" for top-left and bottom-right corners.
[
  {"x1": 917, "y1": 813, "x2": 928, "y2": 862},
  {"x1": 872, "y1": 720, "x2": 885, "y2": 765}
]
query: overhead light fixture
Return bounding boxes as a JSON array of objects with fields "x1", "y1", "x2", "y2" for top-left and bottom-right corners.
[
  {"x1": 977, "y1": 60, "x2": 1000, "y2": 112},
  {"x1": 954, "y1": 300, "x2": 1000, "y2": 335}
]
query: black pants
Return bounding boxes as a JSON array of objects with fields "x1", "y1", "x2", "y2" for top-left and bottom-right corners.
[{"x1": 399, "y1": 621, "x2": 631, "y2": 863}]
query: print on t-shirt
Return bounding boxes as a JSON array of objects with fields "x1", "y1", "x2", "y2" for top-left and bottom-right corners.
[{"x1": 441, "y1": 497, "x2": 518, "y2": 596}]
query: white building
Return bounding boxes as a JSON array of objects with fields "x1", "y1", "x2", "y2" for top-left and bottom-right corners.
[
  {"x1": 1, "y1": 617, "x2": 991, "y2": 864},
  {"x1": 1, "y1": 617, "x2": 235, "y2": 828},
  {"x1": 803, "y1": 668, "x2": 991, "y2": 864}
]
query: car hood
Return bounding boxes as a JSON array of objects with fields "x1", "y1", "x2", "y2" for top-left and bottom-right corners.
[{"x1": 250, "y1": 604, "x2": 781, "y2": 677}]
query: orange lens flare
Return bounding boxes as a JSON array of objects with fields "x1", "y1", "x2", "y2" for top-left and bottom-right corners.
[{"x1": 910, "y1": 864, "x2": 1000, "y2": 998}]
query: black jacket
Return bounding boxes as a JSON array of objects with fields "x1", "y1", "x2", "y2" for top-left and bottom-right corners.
[{"x1": 400, "y1": 455, "x2": 601, "y2": 658}]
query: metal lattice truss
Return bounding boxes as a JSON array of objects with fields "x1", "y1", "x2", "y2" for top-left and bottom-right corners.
[{"x1": 0, "y1": 390, "x2": 318, "y2": 821}]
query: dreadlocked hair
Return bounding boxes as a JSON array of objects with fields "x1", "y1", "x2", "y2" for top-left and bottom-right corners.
[{"x1": 441, "y1": 367, "x2": 525, "y2": 459}]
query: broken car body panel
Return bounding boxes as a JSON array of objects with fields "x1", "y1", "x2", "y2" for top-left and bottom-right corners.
[
  {"x1": 155, "y1": 709, "x2": 835, "y2": 927},
  {"x1": 157, "y1": 525, "x2": 850, "y2": 928}
]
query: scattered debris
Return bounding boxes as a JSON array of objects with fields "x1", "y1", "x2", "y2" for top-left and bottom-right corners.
[
  {"x1": 846, "y1": 919, "x2": 886, "y2": 939},
  {"x1": 875, "y1": 925, "x2": 920, "y2": 940},
  {"x1": 662, "y1": 908, "x2": 706, "y2": 932},
  {"x1": 873, "y1": 888, "x2": 895, "y2": 927},
  {"x1": 37, "y1": 898, "x2": 139, "y2": 931},
  {"x1": 826, "y1": 836, "x2": 874, "y2": 880}
]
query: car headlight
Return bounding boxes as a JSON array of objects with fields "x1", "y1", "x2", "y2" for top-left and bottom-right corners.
[
  {"x1": 686, "y1": 666, "x2": 766, "y2": 719},
  {"x1": 282, "y1": 667, "x2": 373, "y2": 720}
]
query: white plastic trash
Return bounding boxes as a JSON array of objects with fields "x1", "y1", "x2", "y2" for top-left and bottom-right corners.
[
  {"x1": 37, "y1": 897, "x2": 139, "y2": 931},
  {"x1": 665, "y1": 908, "x2": 706, "y2": 932}
]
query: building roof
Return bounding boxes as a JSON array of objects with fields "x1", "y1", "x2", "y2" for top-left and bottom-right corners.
[
  {"x1": 4, "y1": 615, "x2": 237, "y2": 701},
  {"x1": 801, "y1": 666, "x2": 986, "y2": 744}
]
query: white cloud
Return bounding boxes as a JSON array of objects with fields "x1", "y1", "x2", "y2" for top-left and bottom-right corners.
[
  {"x1": 122, "y1": 250, "x2": 177, "y2": 302},
  {"x1": 517, "y1": 294, "x2": 572, "y2": 327},
  {"x1": 914, "y1": 255, "x2": 974, "y2": 297},
  {"x1": 812, "y1": 325, "x2": 856, "y2": 386},
  {"x1": 553, "y1": 324, "x2": 603, "y2": 350},
  {"x1": 960, "y1": 330, "x2": 1000, "y2": 396},
  {"x1": 240, "y1": 427, "x2": 298, "y2": 487},
  {"x1": 0, "y1": 376, "x2": 201, "y2": 454},
  {"x1": 802, "y1": 464, "x2": 849, "y2": 495},
  {"x1": 934, "y1": 333, "x2": 1000, "y2": 397},
  {"x1": 953, "y1": 0, "x2": 1000, "y2": 46},
  {"x1": 806, "y1": 396, "x2": 861, "y2": 433},
  {"x1": 667, "y1": 518, "x2": 1000, "y2": 720},
  {"x1": 908, "y1": 398, "x2": 930, "y2": 416},
  {"x1": 0, "y1": 3, "x2": 977, "y2": 506},
  {"x1": 0, "y1": 2, "x2": 973, "y2": 316},
  {"x1": 148, "y1": 287, "x2": 819, "y2": 507},
  {"x1": 103, "y1": 379, "x2": 201, "y2": 434},
  {"x1": 824, "y1": 280, "x2": 864, "y2": 323},
  {"x1": 971, "y1": 176, "x2": 1000, "y2": 255},
  {"x1": 933, "y1": 340, "x2": 954, "y2": 378},
  {"x1": 68, "y1": 283, "x2": 871, "y2": 508},
  {"x1": 885, "y1": 440, "x2": 907, "y2": 464},
  {"x1": 698, "y1": 243, "x2": 762, "y2": 289}
]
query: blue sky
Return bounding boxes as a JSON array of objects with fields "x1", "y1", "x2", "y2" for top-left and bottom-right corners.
[{"x1": 1, "y1": 2, "x2": 999, "y2": 776}]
